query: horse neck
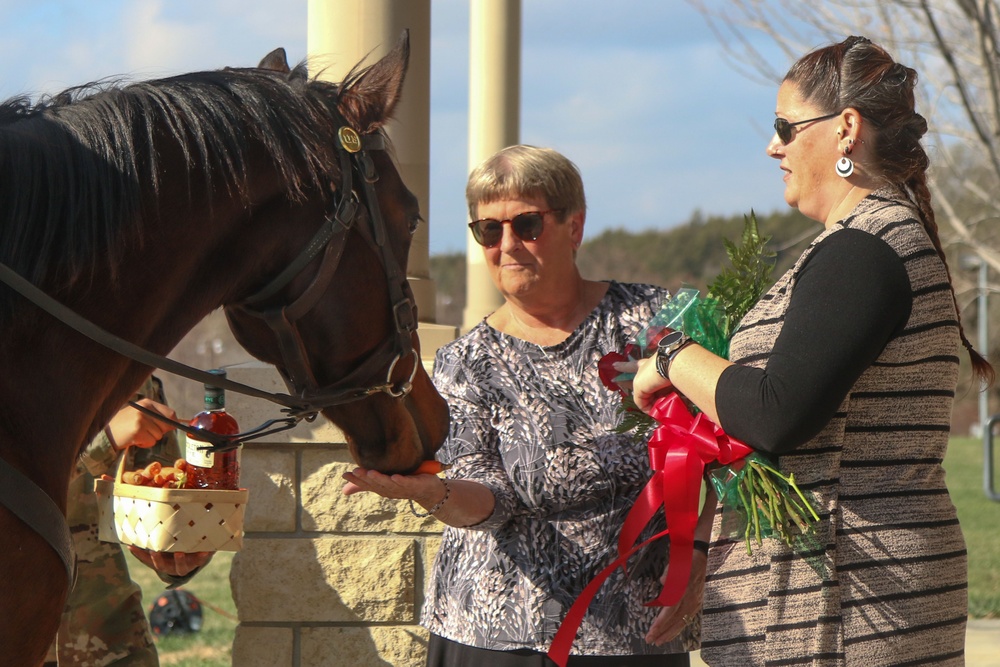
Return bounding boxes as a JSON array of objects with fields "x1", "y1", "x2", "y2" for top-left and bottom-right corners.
[{"x1": 0, "y1": 195, "x2": 258, "y2": 494}]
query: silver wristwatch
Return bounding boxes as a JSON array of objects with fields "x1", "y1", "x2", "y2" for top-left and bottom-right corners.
[{"x1": 655, "y1": 330, "x2": 692, "y2": 379}]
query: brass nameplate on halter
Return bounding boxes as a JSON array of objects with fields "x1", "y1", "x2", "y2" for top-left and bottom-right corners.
[{"x1": 338, "y1": 126, "x2": 362, "y2": 153}]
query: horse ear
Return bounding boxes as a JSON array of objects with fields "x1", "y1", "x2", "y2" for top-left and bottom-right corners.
[
  {"x1": 338, "y1": 30, "x2": 410, "y2": 132},
  {"x1": 258, "y1": 48, "x2": 291, "y2": 74}
]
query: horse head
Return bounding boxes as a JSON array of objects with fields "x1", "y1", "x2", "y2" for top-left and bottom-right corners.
[
  {"x1": 0, "y1": 32, "x2": 451, "y2": 665},
  {"x1": 223, "y1": 33, "x2": 450, "y2": 474}
]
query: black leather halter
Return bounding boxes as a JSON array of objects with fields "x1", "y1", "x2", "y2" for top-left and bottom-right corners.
[
  {"x1": 227, "y1": 125, "x2": 419, "y2": 412},
  {"x1": 0, "y1": 125, "x2": 418, "y2": 587}
]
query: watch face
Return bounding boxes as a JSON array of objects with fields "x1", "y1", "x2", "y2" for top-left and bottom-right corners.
[{"x1": 659, "y1": 330, "x2": 684, "y2": 350}]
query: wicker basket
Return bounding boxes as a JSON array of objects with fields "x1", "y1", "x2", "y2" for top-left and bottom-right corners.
[{"x1": 94, "y1": 450, "x2": 248, "y2": 552}]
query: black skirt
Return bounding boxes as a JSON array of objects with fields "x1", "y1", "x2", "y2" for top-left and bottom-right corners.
[{"x1": 426, "y1": 634, "x2": 690, "y2": 667}]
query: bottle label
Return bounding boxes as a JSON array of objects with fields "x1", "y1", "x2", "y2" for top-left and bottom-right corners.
[{"x1": 183, "y1": 432, "x2": 215, "y2": 468}]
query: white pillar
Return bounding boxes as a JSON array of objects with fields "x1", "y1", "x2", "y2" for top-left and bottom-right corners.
[
  {"x1": 308, "y1": 0, "x2": 456, "y2": 359},
  {"x1": 461, "y1": 0, "x2": 521, "y2": 333}
]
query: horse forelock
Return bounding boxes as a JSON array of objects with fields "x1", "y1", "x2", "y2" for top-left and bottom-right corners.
[{"x1": 0, "y1": 65, "x2": 352, "y2": 321}]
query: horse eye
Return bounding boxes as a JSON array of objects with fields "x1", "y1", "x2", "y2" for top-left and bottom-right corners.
[{"x1": 409, "y1": 214, "x2": 423, "y2": 234}]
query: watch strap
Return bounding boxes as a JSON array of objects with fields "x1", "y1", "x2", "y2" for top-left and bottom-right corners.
[{"x1": 655, "y1": 332, "x2": 692, "y2": 379}]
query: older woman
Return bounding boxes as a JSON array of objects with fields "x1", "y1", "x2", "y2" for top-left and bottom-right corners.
[
  {"x1": 344, "y1": 145, "x2": 696, "y2": 665},
  {"x1": 631, "y1": 36, "x2": 994, "y2": 666}
]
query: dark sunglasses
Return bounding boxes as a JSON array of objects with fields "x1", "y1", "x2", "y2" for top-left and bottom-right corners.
[
  {"x1": 468, "y1": 209, "x2": 564, "y2": 248},
  {"x1": 773, "y1": 112, "x2": 840, "y2": 144}
]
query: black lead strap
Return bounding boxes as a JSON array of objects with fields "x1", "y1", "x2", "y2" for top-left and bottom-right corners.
[
  {"x1": 127, "y1": 401, "x2": 302, "y2": 453},
  {"x1": 0, "y1": 258, "x2": 318, "y2": 419}
]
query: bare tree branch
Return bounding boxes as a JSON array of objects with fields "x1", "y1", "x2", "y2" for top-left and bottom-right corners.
[{"x1": 687, "y1": 0, "x2": 1000, "y2": 268}]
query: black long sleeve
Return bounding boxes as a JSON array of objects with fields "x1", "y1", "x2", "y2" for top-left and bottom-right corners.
[{"x1": 715, "y1": 228, "x2": 912, "y2": 454}]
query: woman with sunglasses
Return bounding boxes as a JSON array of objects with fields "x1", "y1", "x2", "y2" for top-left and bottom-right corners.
[
  {"x1": 628, "y1": 36, "x2": 994, "y2": 666},
  {"x1": 344, "y1": 145, "x2": 696, "y2": 665}
]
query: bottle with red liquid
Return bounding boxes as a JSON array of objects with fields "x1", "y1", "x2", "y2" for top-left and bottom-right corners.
[{"x1": 184, "y1": 369, "x2": 241, "y2": 490}]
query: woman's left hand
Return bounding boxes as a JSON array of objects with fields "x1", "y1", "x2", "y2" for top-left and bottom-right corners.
[
  {"x1": 342, "y1": 467, "x2": 445, "y2": 508},
  {"x1": 644, "y1": 551, "x2": 707, "y2": 646}
]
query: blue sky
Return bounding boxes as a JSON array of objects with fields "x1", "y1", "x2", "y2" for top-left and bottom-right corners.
[{"x1": 0, "y1": 0, "x2": 800, "y2": 256}]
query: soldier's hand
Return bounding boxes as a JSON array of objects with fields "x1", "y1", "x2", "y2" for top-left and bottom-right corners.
[
  {"x1": 128, "y1": 547, "x2": 214, "y2": 577},
  {"x1": 108, "y1": 399, "x2": 177, "y2": 451}
]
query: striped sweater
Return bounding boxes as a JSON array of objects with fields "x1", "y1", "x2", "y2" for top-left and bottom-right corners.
[{"x1": 701, "y1": 188, "x2": 966, "y2": 666}]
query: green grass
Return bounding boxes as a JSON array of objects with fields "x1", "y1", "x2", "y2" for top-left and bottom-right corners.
[
  {"x1": 128, "y1": 551, "x2": 236, "y2": 666},
  {"x1": 126, "y1": 438, "x2": 1000, "y2": 664},
  {"x1": 944, "y1": 437, "x2": 1000, "y2": 618}
]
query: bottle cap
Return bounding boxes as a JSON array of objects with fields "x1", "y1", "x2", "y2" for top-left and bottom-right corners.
[{"x1": 205, "y1": 369, "x2": 227, "y2": 410}]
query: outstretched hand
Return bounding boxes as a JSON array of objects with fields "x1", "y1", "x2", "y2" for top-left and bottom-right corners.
[{"x1": 342, "y1": 467, "x2": 445, "y2": 508}]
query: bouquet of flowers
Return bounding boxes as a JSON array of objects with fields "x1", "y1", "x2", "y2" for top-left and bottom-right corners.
[
  {"x1": 547, "y1": 213, "x2": 820, "y2": 667},
  {"x1": 598, "y1": 213, "x2": 819, "y2": 564}
]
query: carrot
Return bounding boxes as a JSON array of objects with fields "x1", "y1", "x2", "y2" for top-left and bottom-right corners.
[
  {"x1": 154, "y1": 472, "x2": 174, "y2": 486},
  {"x1": 174, "y1": 458, "x2": 188, "y2": 472},
  {"x1": 413, "y1": 460, "x2": 451, "y2": 475},
  {"x1": 143, "y1": 461, "x2": 162, "y2": 477},
  {"x1": 122, "y1": 471, "x2": 148, "y2": 486}
]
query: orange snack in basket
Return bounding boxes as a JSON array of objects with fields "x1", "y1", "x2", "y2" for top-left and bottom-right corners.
[
  {"x1": 122, "y1": 471, "x2": 149, "y2": 486},
  {"x1": 120, "y1": 459, "x2": 192, "y2": 488}
]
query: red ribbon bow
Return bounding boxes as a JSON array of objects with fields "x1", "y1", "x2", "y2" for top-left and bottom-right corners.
[{"x1": 547, "y1": 392, "x2": 752, "y2": 666}]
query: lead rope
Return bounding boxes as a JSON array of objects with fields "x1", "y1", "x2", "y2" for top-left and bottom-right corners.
[{"x1": 127, "y1": 401, "x2": 301, "y2": 453}]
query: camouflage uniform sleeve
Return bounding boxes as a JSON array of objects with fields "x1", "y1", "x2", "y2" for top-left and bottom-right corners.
[
  {"x1": 79, "y1": 428, "x2": 119, "y2": 478},
  {"x1": 80, "y1": 375, "x2": 165, "y2": 478}
]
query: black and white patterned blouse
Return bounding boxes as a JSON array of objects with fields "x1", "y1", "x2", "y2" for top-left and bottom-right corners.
[{"x1": 421, "y1": 281, "x2": 697, "y2": 656}]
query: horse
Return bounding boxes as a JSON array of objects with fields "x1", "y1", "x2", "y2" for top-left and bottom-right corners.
[{"x1": 0, "y1": 32, "x2": 448, "y2": 666}]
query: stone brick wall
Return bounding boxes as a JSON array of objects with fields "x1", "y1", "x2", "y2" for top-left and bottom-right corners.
[{"x1": 225, "y1": 361, "x2": 442, "y2": 667}]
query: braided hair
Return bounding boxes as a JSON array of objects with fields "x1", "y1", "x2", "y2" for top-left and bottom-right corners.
[{"x1": 785, "y1": 36, "x2": 994, "y2": 387}]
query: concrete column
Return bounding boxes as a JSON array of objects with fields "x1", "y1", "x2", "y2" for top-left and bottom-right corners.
[
  {"x1": 461, "y1": 0, "x2": 521, "y2": 333},
  {"x1": 308, "y1": 0, "x2": 456, "y2": 360}
]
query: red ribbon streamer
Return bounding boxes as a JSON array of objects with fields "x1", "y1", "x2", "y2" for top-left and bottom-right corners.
[{"x1": 546, "y1": 392, "x2": 752, "y2": 666}]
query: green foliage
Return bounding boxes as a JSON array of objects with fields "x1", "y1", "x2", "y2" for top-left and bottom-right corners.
[
  {"x1": 943, "y1": 438, "x2": 1000, "y2": 618},
  {"x1": 705, "y1": 210, "x2": 777, "y2": 338},
  {"x1": 614, "y1": 394, "x2": 658, "y2": 437}
]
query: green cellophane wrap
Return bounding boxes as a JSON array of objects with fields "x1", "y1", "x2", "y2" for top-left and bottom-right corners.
[{"x1": 632, "y1": 287, "x2": 728, "y2": 360}]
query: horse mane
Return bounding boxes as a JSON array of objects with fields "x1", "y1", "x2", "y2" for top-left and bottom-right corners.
[{"x1": 0, "y1": 61, "x2": 352, "y2": 317}]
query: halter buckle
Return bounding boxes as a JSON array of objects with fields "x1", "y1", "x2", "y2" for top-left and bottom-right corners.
[{"x1": 393, "y1": 297, "x2": 417, "y2": 334}]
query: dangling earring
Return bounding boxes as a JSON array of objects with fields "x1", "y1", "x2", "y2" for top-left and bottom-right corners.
[
  {"x1": 836, "y1": 139, "x2": 854, "y2": 178},
  {"x1": 836, "y1": 156, "x2": 854, "y2": 177}
]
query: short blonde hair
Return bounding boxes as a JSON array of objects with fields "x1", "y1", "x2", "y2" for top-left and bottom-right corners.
[{"x1": 465, "y1": 145, "x2": 586, "y2": 220}]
